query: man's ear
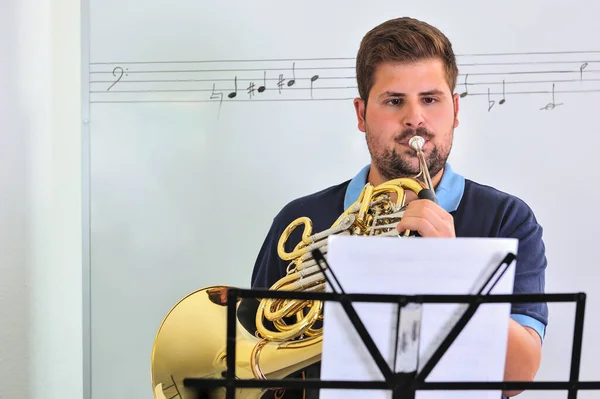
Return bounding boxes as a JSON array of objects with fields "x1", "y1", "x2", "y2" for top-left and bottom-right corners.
[
  {"x1": 353, "y1": 97, "x2": 367, "y2": 132},
  {"x1": 453, "y1": 92, "x2": 460, "y2": 128}
]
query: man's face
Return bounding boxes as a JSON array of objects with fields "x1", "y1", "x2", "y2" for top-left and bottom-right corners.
[{"x1": 354, "y1": 59, "x2": 459, "y2": 182}]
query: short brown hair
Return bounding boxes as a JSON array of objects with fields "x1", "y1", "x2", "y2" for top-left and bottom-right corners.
[{"x1": 356, "y1": 17, "x2": 458, "y2": 101}]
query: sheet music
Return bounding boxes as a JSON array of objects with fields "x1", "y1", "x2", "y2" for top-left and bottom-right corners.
[
  {"x1": 89, "y1": 51, "x2": 600, "y2": 116},
  {"x1": 319, "y1": 236, "x2": 518, "y2": 399}
]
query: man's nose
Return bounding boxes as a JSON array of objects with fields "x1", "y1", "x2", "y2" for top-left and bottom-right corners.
[{"x1": 402, "y1": 102, "x2": 425, "y2": 127}]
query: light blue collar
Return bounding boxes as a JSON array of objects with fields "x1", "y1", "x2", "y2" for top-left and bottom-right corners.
[{"x1": 343, "y1": 162, "x2": 465, "y2": 212}]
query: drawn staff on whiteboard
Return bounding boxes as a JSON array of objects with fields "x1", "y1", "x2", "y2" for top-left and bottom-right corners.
[{"x1": 88, "y1": 50, "x2": 599, "y2": 107}]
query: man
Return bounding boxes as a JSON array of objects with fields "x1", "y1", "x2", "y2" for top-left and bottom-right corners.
[{"x1": 249, "y1": 17, "x2": 548, "y2": 399}]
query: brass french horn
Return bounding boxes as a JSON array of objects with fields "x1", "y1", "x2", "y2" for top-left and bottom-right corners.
[{"x1": 151, "y1": 136, "x2": 436, "y2": 398}]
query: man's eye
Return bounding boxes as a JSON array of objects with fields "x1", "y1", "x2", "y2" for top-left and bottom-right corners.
[
  {"x1": 422, "y1": 97, "x2": 437, "y2": 104},
  {"x1": 387, "y1": 98, "x2": 402, "y2": 105}
]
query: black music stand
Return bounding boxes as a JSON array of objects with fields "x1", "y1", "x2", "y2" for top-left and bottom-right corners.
[{"x1": 184, "y1": 249, "x2": 600, "y2": 398}]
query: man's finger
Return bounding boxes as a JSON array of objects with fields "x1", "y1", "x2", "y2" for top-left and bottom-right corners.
[{"x1": 396, "y1": 215, "x2": 439, "y2": 237}]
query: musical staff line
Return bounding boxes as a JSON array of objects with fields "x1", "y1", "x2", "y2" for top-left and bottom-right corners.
[
  {"x1": 89, "y1": 89, "x2": 600, "y2": 102},
  {"x1": 89, "y1": 97, "x2": 358, "y2": 104},
  {"x1": 90, "y1": 77, "x2": 355, "y2": 83},
  {"x1": 90, "y1": 66, "x2": 354, "y2": 73},
  {"x1": 89, "y1": 77, "x2": 600, "y2": 87},
  {"x1": 90, "y1": 86, "x2": 357, "y2": 93},
  {"x1": 88, "y1": 67, "x2": 600, "y2": 76},
  {"x1": 89, "y1": 87, "x2": 600, "y2": 95},
  {"x1": 88, "y1": 50, "x2": 600, "y2": 65},
  {"x1": 89, "y1": 50, "x2": 600, "y2": 114}
]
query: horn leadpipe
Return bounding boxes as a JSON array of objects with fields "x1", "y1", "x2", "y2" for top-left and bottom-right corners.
[{"x1": 408, "y1": 135, "x2": 434, "y2": 192}]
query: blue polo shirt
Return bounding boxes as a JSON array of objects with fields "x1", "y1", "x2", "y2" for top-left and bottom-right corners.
[
  {"x1": 342, "y1": 163, "x2": 547, "y2": 339},
  {"x1": 250, "y1": 163, "x2": 548, "y2": 397}
]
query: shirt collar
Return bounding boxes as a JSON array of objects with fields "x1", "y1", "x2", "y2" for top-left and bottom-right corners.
[{"x1": 343, "y1": 162, "x2": 465, "y2": 212}]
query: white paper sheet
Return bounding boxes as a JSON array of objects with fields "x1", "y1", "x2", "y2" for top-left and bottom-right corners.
[{"x1": 319, "y1": 236, "x2": 518, "y2": 399}]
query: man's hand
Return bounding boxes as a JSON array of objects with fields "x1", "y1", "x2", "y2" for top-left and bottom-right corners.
[{"x1": 395, "y1": 199, "x2": 456, "y2": 237}]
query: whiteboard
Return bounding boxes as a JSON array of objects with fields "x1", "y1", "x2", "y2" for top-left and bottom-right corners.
[{"x1": 83, "y1": 0, "x2": 600, "y2": 398}]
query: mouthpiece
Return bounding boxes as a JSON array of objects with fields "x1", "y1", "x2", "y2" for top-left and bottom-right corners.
[{"x1": 408, "y1": 136, "x2": 425, "y2": 152}]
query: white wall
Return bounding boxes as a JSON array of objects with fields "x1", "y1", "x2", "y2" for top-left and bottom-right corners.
[
  {"x1": 0, "y1": 0, "x2": 29, "y2": 395},
  {"x1": 0, "y1": 0, "x2": 83, "y2": 397}
]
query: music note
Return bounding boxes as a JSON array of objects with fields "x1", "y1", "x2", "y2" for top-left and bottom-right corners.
[
  {"x1": 540, "y1": 83, "x2": 563, "y2": 111},
  {"x1": 580, "y1": 62, "x2": 588, "y2": 82},
  {"x1": 287, "y1": 62, "x2": 296, "y2": 87},
  {"x1": 310, "y1": 75, "x2": 319, "y2": 99},
  {"x1": 228, "y1": 76, "x2": 238, "y2": 99},
  {"x1": 459, "y1": 74, "x2": 469, "y2": 98},
  {"x1": 499, "y1": 80, "x2": 506, "y2": 105},
  {"x1": 487, "y1": 88, "x2": 495, "y2": 112},
  {"x1": 258, "y1": 71, "x2": 267, "y2": 93}
]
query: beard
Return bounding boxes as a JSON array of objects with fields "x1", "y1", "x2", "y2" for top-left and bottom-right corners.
[{"x1": 366, "y1": 126, "x2": 451, "y2": 181}]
